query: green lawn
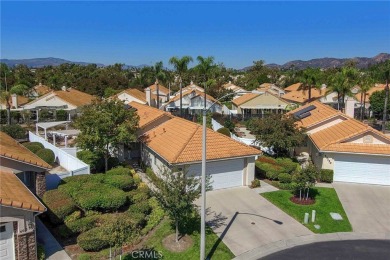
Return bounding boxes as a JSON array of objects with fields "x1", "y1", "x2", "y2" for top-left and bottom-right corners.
[
  {"x1": 124, "y1": 218, "x2": 234, "y2": 260},
  {"x1": 261, "y1": 188, "x2": 352, "y2": 234}
]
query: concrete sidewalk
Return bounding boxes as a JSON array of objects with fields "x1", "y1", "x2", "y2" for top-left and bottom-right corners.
[
  {"x1": 36, "y1": 219, "x2": 71, "y2": 260},
  {"x1": 234, "y1": 232, "x2": 390, "y2": 260}
]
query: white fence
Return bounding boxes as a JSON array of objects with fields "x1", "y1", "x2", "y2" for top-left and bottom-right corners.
[
  {"x1": 29, "y1": 131, "x2": 90, "y2": 189},
  {"x1": 61, "y1": 147, "x2": 78, "y2": 157}
]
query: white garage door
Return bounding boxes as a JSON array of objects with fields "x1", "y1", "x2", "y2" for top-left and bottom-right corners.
[
  {"x1": 188, "y1": 158, "x2": 244, "y2": 190},
  {"x1": 334, "y1": 154, "x2": 390, "y2": 185},
  {"x1": 0, "y1": 222, "x2": 15, "y2": 260}
]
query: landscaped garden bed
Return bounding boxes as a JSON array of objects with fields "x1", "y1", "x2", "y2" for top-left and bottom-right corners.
[{"x1": 261, "y1": 188, "x2": 352, "y2": 233}]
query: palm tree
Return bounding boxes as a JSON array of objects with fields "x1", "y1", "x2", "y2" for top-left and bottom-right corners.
[
  {"x1": 339, "y1": 66, "x2": 359, "y2": 110},
  {"x1": 327, "y1": 74, "x2": 344, "y2": 110},
  {"x1": 154, "y1": 61, "x2": 167, "y2": 109},
  {"x1": 299, "y1": 68, "x2": 321, "y2": 103},
  {"x1": 357, "y1": 73, "x2": 374, "y2": 120},
  {"x1": 195, "y1": 56, "x2": 215, "y2": 83},
  {"x1": 169, "y1": 56, "x2": 193, "y2": 117}
]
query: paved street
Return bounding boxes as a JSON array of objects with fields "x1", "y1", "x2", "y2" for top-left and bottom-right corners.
[
  {"x1": 333, "y1": 182, "x2": 390, "y2": 234},
  {"x1": 262, "y1": 240, "x2": 390, "y2": 260},
  {"x1": 197, "y1": 187, "x2": 312, "y2": 256}
]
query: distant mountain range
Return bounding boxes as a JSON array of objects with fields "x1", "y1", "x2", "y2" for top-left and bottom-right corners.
[
  {"x1": 263, "y1": 53, "x2": 390, "y2": 70},
  {"x1": 1, "y1": 53, "x2": 389, "y2": 70},
  {"x1": 0, "y1": 57, "x2": 147, "y2": 69}
]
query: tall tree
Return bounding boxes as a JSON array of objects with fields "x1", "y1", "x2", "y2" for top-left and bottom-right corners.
[
  {"x1": 75, "y1": 100, "x2": 139, "y2": 172},
  {"x1": 357, "y1": 72, "x2": 374, "y2": 120},
  {"x1": 369, "y1": 90, "x2": 390, "y2": 120},
  {"x1": 298, "y1": 68, "x2": 321, "y2": 102},
  {"x1": 169, "y1": 56, "x2": 193, "y2": 117},
  {"x1": 0, "y1": 90, "x2": 12, "y2": 125}
]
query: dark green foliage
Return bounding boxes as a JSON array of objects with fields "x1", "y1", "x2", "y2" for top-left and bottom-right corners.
[
  {"x1": 275, "y1": 158, "x2": 299, "y2": 174},
  {"x1": 23, "y1": 142, "x2": 45, "y2": 153},
  {"x1": 36, "y1": 148, "x2": 55, "y2": 164},
  {"x1": 106, "y1": 166, "x2": 132, "y2": 176},
  {"x1": 37, "y1": 244, "x2": 45, "y2": 260},
  {"x1": 0, "y1": 124, "x2": 26, "y2": 139},
  {"x1": 223, "y1": 118, "x2": 235, "y2": 132},
  {"x1": 124, "y1": 212, "x2": 146, "y2": 228},
  {"x1": 43, "y1": 189, "x2": 77, "y2": 225},
  {"x1": 76, "y1": 150, "x2": 103, "y2": 173},
  {"x1": 64, "y1": 215, "x2": 99, "y2": 234},
  {"x1": 278, "y1": 182, "x2": 297, "y2": 190},
  {"x1": 145, "y1": 167, "x2": 159, "y2": 183},
  {"x1": 56, "y1": 109, "x2": 68, "y2": 121},
  {"x1": 103, "y1": 175, "x2": 135, "y2": 191},
  {"x1": 250, "y1": 179, "x2": 261, "y2": 188},
  {"x1": 217, "y1": 127, "x2": 231, "y2": 137},
  {"x1": 278, "y1": 173, "x2": 292, "y2": 183},
  {"x1": 369, "y1": 90, "x2": 390, "y2": 119},
  {"x1": 319, "y1": 169, "x2": 334, "y2": 183},
  {"x1": 127, "y1": 201, "x2": 152, "y2": 215},
  {"x1": 77, "y1": 227, "x2": 110, "y2": 251},
  {"x1": 255, "y1": 156, "x2": 299, "y2": 181},
  {"x1": 141, "y1": 197, "x2": 165, "y2": 235}
]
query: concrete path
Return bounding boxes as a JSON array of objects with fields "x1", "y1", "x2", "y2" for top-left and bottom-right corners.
[
  {"x1": 36, "y1": 219, "x2": 71, "y2": 260},
  {"x1": 235, "y1": 232, "x2": 390, "y2": 260},
  {"x1": 252, "y1": 180, "x2": 279, "y2": 194},
  {"x1": 197, "y1": 187, "x2": 312, "y2": 256},
  {"x1": 333, "y1": 182, "x2": 390, "y2": 233}
]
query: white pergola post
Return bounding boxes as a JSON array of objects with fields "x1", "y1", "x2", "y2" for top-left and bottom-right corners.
[
  {"x1": 36, "y1": 125, "x2": 38, "y2": 135},
  {"x1": 65, "y1": 136, "x2": 68, "y2": 148},
  {"x1": 53, "y1": 134, "x2": 56, "y2": 145},
  {"x1": 36, "y1": 109, "x2": 39, "y2": 122},
  {"x1": 44, "y1": 128, "x2": 47, "y2": 140}
]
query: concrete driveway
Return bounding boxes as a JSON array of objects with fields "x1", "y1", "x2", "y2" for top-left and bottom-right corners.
[
  {"x1": 333, "y1": 182, "x2": 390, "y2": 234},
  {"x1": 199, "y1": 187, "x2": 312, "y2": 256}
]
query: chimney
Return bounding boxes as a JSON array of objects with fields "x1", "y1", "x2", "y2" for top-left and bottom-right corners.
[
  {"x1": 345, "y1": 97, "x2": 355, "y2": 118},
  {"x1": 39, "y1": 82, "x2": 42, "y2": 86},
  {"x1": 61, "y1": 86, "x2": 67, "y2": 91},
  {"x1": 145, "y1": 87, "x2": 152, "y2": 106},
  {"x1": 11, "y1": 94, "x2": 18, "y2": 109},
  {"x1": 228, "y1": 81, "x2": 231, "y2": 84}
]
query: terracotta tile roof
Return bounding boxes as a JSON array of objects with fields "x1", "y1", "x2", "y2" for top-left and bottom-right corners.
[
  {"x1": 355, "y1": 84, "x2": 386, "y2": 103},
  {"x1": 1, "y1": 95, "x2": 30, "y2": 107},
  {"x1": 54, "y1": 88, "x2": 95, "y2": 107},
  {"x1": 33, "y1": 84, "x2": 52, "y2": 95},
  {"x1": 116, "y1": 88, "x2": 147, "y2": 103},
  {"x1": 287, "y1": 101, "x2": 343, "y2": 128},
  {"x1": 167, "y1": 90, "x2": 218, "y2": 104},
  {"x1": 284, "y1": 83, "x2": 302, "y2": 92},
  {"x1": 0, "y1": 170, "x2": 46, "y2": 212},
  {"x1": 232, "y1": 93, "x2": 260, "y2": 106},
  {"x1": 324, "y1": 143, "x2": 390, "y2": 155},
  {"x1": 182, "y1": 84, "x2": 204, "y2": 93},
  {"x1": 129, "y1": 101, "x2": 172, "y2": 129},
  {"x1": 0, "y1": 132, "x2": 52, "y2": 169},
  {"x1": 142, "y1": 117, "x2": 260, "y2": 164},
  {"x1": 282, "y1": 88, "x2": 325, "y2": 104},
  {"x1": 148, "y1": 84, "x2": 170, "y2": 95},
  {"x1": 223, "y1": 82, "x2": 245, "y2": 92}
]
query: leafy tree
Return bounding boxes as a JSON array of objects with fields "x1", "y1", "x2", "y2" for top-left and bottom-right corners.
[
  {"x1": 293, "y1": 164, "x2": 317, "y2": 201},
  {"x1": 223, "y1": 118, "x2": 235, "y2": 132},
  {"x1": 0, "y1": 90, "x2": 12, "y2": 125},
  {"x1": 152, "y1": 167, "x2": 203, "y2": 242},
  {"x1": 217, "y1": 127, "x2": 231, "y2": 137},
  {"x1": 250, "y1": 114, "x2": 306, "y2": 157},
  {"x1": 197, "y1": 112, "x2": 212, "y2": 129},
  {"x1": 75, "y1": 100, "x2": 139, "y2": 172},
  {"x1": 10, "y1": 84, "x2": 29, "y2": 96},
  {"x1": 103, "y1": 87, "x2": 119, "y2": 98},
  {"x1": 357, "y1": 72, "x2": 375, "y2": 120},
  {"x1": 370, "y1": 90, "x2": 390, "y2": 120}
]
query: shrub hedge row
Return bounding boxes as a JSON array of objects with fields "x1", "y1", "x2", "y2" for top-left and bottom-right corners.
[
  {"x1": 77, "y1": 227, "x2": 109, "y2": 251},
  {"x1": 43, "y1": 189, "x2": 77, "y2": 224},
  {"x1": 319, "y1": 169, "x2": 334, "y2": 183}
]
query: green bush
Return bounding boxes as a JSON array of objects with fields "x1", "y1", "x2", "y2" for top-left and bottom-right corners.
[
  {"x1": 278, "y1": 173, "x2": 292, "y2": 183},
  {"x1": 106, "y1": 166, "x2": 132, "y2": 176},
  {"x1": 23, "y1": 142, "x2": 45, "y2": 154},
  {"x1": 217, "y1": 127, "x2": 231, "y2": 137},
  {"x1": 145, "y1": 167, "x2": 159, "y2": 184},
  {"x1": 57, "y1": 224, "x2": 73, "y2": 238},
  {"x1": 141, "y1": 197, "x2": 165, "y2": 235},
  {"x1": 77, "y1": 227, "x2": 109, "y2": 251},
  {"x1": 250, "y1": 179, "x2": 261, "y2": 188},
  {"x1": 103, "y1": 175, "x2": 135, "y2": 191},
  {"x1": 320, "y1": 169, "x2": 334, "y2": 183},
  {"x1": 278, "y1": 182, "x2": 297, "y2": 190},
  {"x1": 56, "y1": 109, "x2": 68, "y2": 121},
  {"x1": 125, "y1": 212, "x2": 147, "y2": 228},
  {"x1": 37, "y1": 244, "x2": 45, "y2": 260},
  {"x1": 76, "y1": 150, "x2": 101, "y2": 172},
  {"x1": 36, "y1": 148, "x2": 55, "y2": 164},
  {"x1": 73, "y1": 183, "x2": 127, "y2": 211},
  {"x1": 43, "y1": 190, "x2": 77, "y2": 225},
  {"x1": 275, "y1": 158, "x2": 299, "y2": 174},
  {"x1": 64, "y1": 211, "x2": 82, "y2": 223},
  {"x1": 127, "y1": 201, "x2": 152, "y2": 215},
  {"x1": 65, "y1": 216, "x2": 98, "y2": 234},
  {"x1": 0, "y1": 124, "x2": 27, "y2": 139}
]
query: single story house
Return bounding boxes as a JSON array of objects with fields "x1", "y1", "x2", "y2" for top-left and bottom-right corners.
[
  {"x1": 110, "y1": 88, "x2": 148, "y2": 105},
  {"x1": 174, "y1": 81, "x2": 204, "y2": 96},
  {"x1": 28, "y1": 83, "x2": 52, "y2": 98},
  {"x1": 231, "y1": 92, "x2": 290, "y2": 119},
  {"x1": 140, "y1": 117, "x2": 261, "y2": 190},
  {"x1": 223, "y1": 81, "x2": 246, "y2": 98},
  {"x1": 290, "y1": 101, "x2": 390, "y2": 185},
  {"x1": 257, "y1": 83, "x2": 285, "y2": 97},
  {"x1": 22, "y1": 87, "x2": 96, "y2": 121},
  {"x1": 0, "y1": 170, "x2": 46, "y2": 260}
]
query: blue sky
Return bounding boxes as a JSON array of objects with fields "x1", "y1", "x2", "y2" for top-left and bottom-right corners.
[{"x1": 1, "y1": 1, "x2": 390, "y2": 69}]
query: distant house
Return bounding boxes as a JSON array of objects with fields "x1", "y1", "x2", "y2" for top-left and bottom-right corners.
[
  {"x1": 135, "y1": 102, "x2": 261, "y2": 190},
  {"x1": 282, "y1": 85, "x2": 326, "y2": 105},
  {"x1": 110, "y1": 88, "x2": 148, "y2": 105},
  {"x1": 257, "y1": 83, "x2": 285, "y2": 97},
  {"x1": 232, "y1": 92, "x2": 290, "y2": 119},
  {"x1": 146, "y1": 82, "x2": 170, "y2": 107},
  {"x1": 23, "y1": 87, "x2": 96, "y2": 121},
  {"x1": 164, "y1": 90, "x2": 222, "y2": 115},
  {"x1": 0, "y1": 94, "x2": 30, "y2": 111},
  {"x1": 0, "y1": 170, "x2": 46, "y2": 260},
  {"x1": 29, "y1": 83, "x2": 52, "y2": 98},
  {"x1": 223, "y1": 81, "x2": 246, "y2": 98},
  {"x1": 174, "y1": 81, "x2": 204, "y2": 96},
  {"x1": 289, "y1": 101, "x2": 390, "y2": 186},
  {"x1": 354, "y1": 83, "x2": 386, "y2": 109}
]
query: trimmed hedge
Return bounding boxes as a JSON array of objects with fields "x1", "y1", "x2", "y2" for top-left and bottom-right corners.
[
  {"x1": 127, "y1": 201, "x2": 151, "y2": 215},
  {"x1": 106, "y1": 166, "x2": 132, "y2": 176},
  {"x1": 278, "y1": 173, "x2": 292, "y2": 183},
  {"x1": 36, "y1": 148, "x2": 55, "y2": 164},
  {"x1": 23, "y1": 142, "x2": 45, "y2": 154},
  {"x1": 77, "y1": 227, "x2": 109, "y2": 251},
  {"x1": 0, "y1": 124, "x2": 27, "y2": 139},
  {"x1": 217, "y1": 127, "x2": 231, "y2": 137},
  {"x1": 320, "y1": 169, "x2": 334, "y2": 183},
  {"x1": 103, "y1": 175, "x2": 135, "y2": 191},
  {"x1": 43, "y1": 189, "x2": 77, "y2": 225},
  {"x1": 275, "y1": 158, "x2": 299, "y2": 174},
  {"x1": 256, "y1": 156, "x2": 299, "y2": 180},
  {"x1": 141, "y1": 197, "x2": 165, "y2": 235},
  {"x1": 64, "y1": 215, "x2": 99, "y2": 234}
]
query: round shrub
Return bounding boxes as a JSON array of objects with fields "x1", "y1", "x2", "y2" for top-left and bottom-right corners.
[
  {"x1": 278, "y1": 173, "x2": 292, "y2": 183},
  {"x1": 1, "y1": 124, "x2": 27, "y2": 139},
  {"x1": 250, "y1": 179, "x2": 261, "y2": 188},
  {"x1": 77, "y1": 227, "x2": 109, "y2": 251},
  {"x1": 103, "y1": 175, "x2": 135, "y2": 191},
  {"x1": 43, "y1": 189, "x2": 77, "y2": 225},
  {"x1": 278, "y1": 182, "x2": 297, "y2": 190},
  {"x1": 65, "y1": 216, "x2": 98, "y2": 234},
  {"x1": 36, "y1": 148, "x2": 55, "y2": 164},
  {"x1": 124, "y1": 211, "x2": 147, "y2": 228},
  {"x1": 127, "y1": 201, "x2": 152, "y2": 215},
  {"x1": 217, "y1": 127, "x2": 231, "y2": 137},
  {"x1": 265, "y1": 171, "x2": 280, "y2": 180},
  {"x1": 64, "y1": 211, "x2": 82, "y2": 223},
  {"x1": 73, "y1": 183, "x2": 127, "y2": 211},
  {"x1": 320, "y1": 169, "x2": 334, "y2": 183},
  {"x1": 106, "y1": 166, "x2": 132, "y2": 176},
  {"x1": 23, "y1": 142, "x2": 45, "y2": 154}
]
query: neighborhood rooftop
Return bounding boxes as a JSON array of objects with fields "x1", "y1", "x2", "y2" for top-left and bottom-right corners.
[
  {"x1": 0, "y1": 170, "x2": 46, "y2": 212},
  {"x1": 25, "y1": 87, "x2": 95, "y2": 107},
  {"x1": 129, "y1": 101, "x2": 173, "y2": 129},
  {"x1": 0, "y1": 132, "x2": 52, "y2": 169}
]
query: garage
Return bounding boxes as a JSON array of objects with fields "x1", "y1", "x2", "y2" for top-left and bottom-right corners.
[
  {"x1": 0, "y1": 222, "x2": 15, "y2": 260},
  {"x1": 188, "y1": 158, "x2": 244, "y2": 190},
  {"x1": 333, "y1": 154, "x2": 390, "y2": 185}
]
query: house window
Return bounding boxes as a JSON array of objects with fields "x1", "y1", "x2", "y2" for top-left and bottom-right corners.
[{"x1": 0, "y1": 225, "x2": 6, "y2": 233}]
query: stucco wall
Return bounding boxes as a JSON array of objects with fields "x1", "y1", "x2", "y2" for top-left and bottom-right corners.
[
  {"x1": 243, "y1": 92, "x2": 288, "y2": 108},
  {"x1": 23, "y1": 93, "x2": 76, "y2": 110},
  {"x1": 0, "y1": 206, "x2": 35, "y2": 233},
  {"x1": 308, "y1": 139, "x2": 334, "y2": 170},
  {"x1": 346, "y1": 132, "x2": 390, "y2": 144}
]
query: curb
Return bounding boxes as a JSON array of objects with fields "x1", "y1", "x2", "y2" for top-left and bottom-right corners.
[{"x1": 233, "y1": 232, "x2": 390, "y2": 260}]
